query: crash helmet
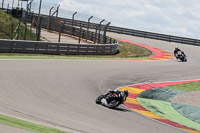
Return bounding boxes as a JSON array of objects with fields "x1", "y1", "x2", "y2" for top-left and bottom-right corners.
[
  {"x1": 175, "y1": 46, "x2": 178, "y2": 49},
  {"x1": 124, "y1": 90, "x2": 129, "y2": 97}
]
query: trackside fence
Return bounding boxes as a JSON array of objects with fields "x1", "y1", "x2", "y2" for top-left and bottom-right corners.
[
  {"x1": 1, "y1": 6, "x2": 200, "y2": 46},
  {"x1": 0, "y1": 39, "x2": 118, "y2": 55},
  {"x1": 0, "y1": 8, "x2": 117, "y2": 45},
  {"x1": 30, "y1": 13, "x2": 116, "y2": 44},
  {"x1": 107, "y1": 26, "x2": 200, "y2": 46},
  {"x1": 36, "y1": 11, "x2": 200, "y2": 46}
]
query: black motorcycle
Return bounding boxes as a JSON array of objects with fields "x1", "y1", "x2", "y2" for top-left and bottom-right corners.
[
  {"x1": 176, "y1": 51, "x2": 187, "y2": 62},
  {"x1": 96, "y1": 92, "x2": 123, "y2": 108}
]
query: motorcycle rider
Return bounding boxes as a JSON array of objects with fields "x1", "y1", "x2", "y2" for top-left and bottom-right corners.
[
  {"x1": 101, "y1": 90, "x2": 129, "y2": 107},
  {"x1": 174, "y1": 46, "x2": 186, "y2": 59},
  {"x1": 174, "y1": 46, "x2": 181, "y2": 58}
]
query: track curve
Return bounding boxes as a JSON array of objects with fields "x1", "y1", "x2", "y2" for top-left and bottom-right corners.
[{"x1": 0, "y1": 33, "x2": 200, "y2": 133}]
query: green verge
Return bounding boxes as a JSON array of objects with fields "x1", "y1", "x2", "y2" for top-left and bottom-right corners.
[
  {"x1": 0, "y1": 41, "x2": 153, "y2": 60},
  {"x1": 116, "y1": 41, "x2": 153, "y2": 58},
  {"x1": 0, "y1": 114, "x2": 70, "y2": 133},
  {"x1": 138, "y1": 88, "x2": 186, "y2": 102},
  {"x1": 172, "y1": 103, "x2": 200, "y2": 124},
  {"x1": 164, "y1": 81, "x2": 200, "y2": 91},
  {"x1": 0, "y1": 10, "x2": 37, "y2": 40},
  {"x1": 137, "y1": 98, "x2": 200, "y2": 131}
]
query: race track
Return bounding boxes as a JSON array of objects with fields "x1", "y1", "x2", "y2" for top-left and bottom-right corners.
[{"x1": 0, "y1": 33, "x2": 200, "y2": 133}]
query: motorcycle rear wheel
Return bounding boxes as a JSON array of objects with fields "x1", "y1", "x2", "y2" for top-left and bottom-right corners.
[{"x1": 107, "y1": 100, "x2": 119, "y2": 108}]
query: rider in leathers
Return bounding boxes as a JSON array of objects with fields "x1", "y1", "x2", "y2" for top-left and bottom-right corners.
[
  {"x1": 101, "y1": 90, "x2": 129, "y2": 107},
  {"x1": 174, "y1": 46, "x2": 181, "y2": 58},
  {"x1": 174, "y1": 46, "x2": 186, "y2": 59}
]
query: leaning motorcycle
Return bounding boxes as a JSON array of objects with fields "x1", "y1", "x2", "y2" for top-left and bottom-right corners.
[
  {"x1": 96, "y1": 92, "x2": 121, "y2": 108},
  {"x1": 177, "y1": 51, "x2": 187, "y2": 62}
]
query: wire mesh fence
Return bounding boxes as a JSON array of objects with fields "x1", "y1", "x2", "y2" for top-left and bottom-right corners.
[
  {"x1": 0, "y1": 0, "x2": 109, "y2": 24},
  {"x1": 0, "y1": 0, "x2": 113, "y2": 44}
]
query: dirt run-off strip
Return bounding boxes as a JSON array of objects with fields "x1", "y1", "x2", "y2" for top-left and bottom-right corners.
[{"x1": 118, "y1": 80, "x2": 200, "y2": 133}]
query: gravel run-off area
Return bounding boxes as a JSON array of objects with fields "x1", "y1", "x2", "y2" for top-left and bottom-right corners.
[{"x1": 172, "y1": 91, "x2": 200, "y2": 108}]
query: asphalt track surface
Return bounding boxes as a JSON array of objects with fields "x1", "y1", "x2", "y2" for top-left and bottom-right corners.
[{"x1": 0, "y1": 33, "x2": 200, "y2": 133}]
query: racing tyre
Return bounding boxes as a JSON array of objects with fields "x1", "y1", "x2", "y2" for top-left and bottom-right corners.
[
  {"x1": 96, "y1": 95, "x2": 103, "y2": 104},
  {"x1": 184, "y1": 58, "x2": 187, "y2": 62}
]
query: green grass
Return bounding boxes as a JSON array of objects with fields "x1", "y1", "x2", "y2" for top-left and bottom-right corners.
[
  {"x1": 164, "y1": 81, "x2": 200, "y2": 91},
  {"x1": 115, "y1": 41, "x2": 152, "y2": 58},
  {"x1": 0, "y1": 114, "x2": 70, "y2": 133},
  {"x1": 0, "y1": 10, "x2": 37, "y2": 40}
]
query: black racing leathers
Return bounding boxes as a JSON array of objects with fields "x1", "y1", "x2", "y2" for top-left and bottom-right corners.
[
  {"x1": 107, "y1": 90, "x2": 127, "y2": 105},
  {"x1": 174, "y1": 48, "x2": 181, "y2": 58}
]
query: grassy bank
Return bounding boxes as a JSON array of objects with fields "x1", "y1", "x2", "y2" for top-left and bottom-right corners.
[
  {"x1": 0, "y1": 10, "x2": 37, "y2": 40},
  {"x1": 115, "y1": 41, "x2": 152, "y2": 58},
  {"x1": 164, "y1": 81, "x2": 200, "y2": 91},
  {"x1": 0, "y1": 114, "x2": 70, "y2": 133}
]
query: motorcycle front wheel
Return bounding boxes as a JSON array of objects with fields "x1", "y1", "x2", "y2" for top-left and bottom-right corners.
[{"x1": 96, "y1": 95, "x2": 104, "y2": 104}]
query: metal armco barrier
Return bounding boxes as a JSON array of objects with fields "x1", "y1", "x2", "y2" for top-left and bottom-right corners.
[
  {"x1": 36, "y1": 13, "x2": 200, "y2": 46},
  {"x1": 107, "y1": 26, "x2": 200, "y2": 46},
  {"x1": 0, "y1": 39, "x2": 118, "y2": 55},
  {"x1": 38, "y1": 12, "x2": 200, "y2": 46}
]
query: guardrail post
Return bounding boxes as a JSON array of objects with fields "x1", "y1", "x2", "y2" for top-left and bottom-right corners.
[
  {"x1": 24, "y1": 1, "x2": 29, "y2": 40},
  {"x1": 58, "y1": 21, "x2": 63, "y2": 42},
  {"x1": 57, "y1": 43, "x2": 60, "y2": 53},
  {"x1": 16, "y1": 19, "x2": 21, "y2": 40},
  {"x1": 78, "y1": 24, "x2": 83, "y2": 43},
  {"x1": 20, "y1": 0, "x2": 23, "y2": 8},
  {"x1": 48, "y1": 7, "x2": 54, "y2": 31},
  {"x1": 98, "y1": 19, "x2": 105, "y2": 44},
  {"x1": 86, "y1": 16, "x2": 93, "y2": 42},
  {"x1": 7, "y1": 3, "x2": 9, "y2": 13},
  {"x1": 30, "y1": 14, "x2": 34, "y2": 31},
  {"x1": 56, "y1": 5, "x2": 60, "y2": 17},
  {"x1": 11, "y1": 23, "x2": 14, "y2": 40},
  {"x1": 94, "y1": 25, "x2": 98, "y2": 44},
  {"x1": 27, "y1": 0, "x2": 33, "y2": 14},
  {"x1": 12, "y1": 0, "x2": 14, "y2": 9},
  {"x1": 36, "y1": 0, "x2": 42, "y2": 41},
  {"x1": 103, "y1": 22, "x2": 111, "y2": 44},
  {"x1": 71, "y1": 11, "x2": 77, "y2": 36},
  {"x1": 36, "y1": 17, "x2": 42, "y2": 41},
  {"x1": 194, "y1": 40, "x2": 197, "y2": 46},
  {"x1": 2, "y1": 0, "x2": 4, "y2": 9},
  {"x1": 132, "y1": 30, "x2": 135, "y2": 36}
]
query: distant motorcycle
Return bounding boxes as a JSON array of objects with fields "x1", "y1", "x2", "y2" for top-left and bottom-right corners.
[
  {"x1": 96, "y1": 90, "x2": 128, "y2": 108},
  {"x1": 176, "y1": 51, "x2": 187, "y2": 62}
]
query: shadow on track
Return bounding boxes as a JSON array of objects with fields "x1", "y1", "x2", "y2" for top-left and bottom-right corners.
[{"x1": 111, "y1": 107, "x2": 131, "y2": 112}]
